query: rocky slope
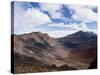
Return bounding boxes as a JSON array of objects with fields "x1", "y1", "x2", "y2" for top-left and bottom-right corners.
[
  {"x1": 12, "y1": 32, "x2": 70, "y2": 67},
  {"x1": 12, "y1": 31, "x2": 97, "y2": 73}
]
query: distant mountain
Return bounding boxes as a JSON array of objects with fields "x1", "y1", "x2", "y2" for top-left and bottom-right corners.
[
  {"x1": 12, "y1": 31, "x2": 97, "y2": 72},
  {"x1": 57, "y1": 31, "x2": 97, "y2": 67},
  {"x1": 58, "y1": 31, "x2": 97, "y2": 50}
]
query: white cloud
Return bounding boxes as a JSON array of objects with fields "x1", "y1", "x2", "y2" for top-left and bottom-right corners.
[
  {"x1": 24, "y1": 8, "x2": 51, "y2": 25},
  {"x1": 41, "y1": 30, "x2": 78, "y2": 38},
  {"x1": 14, "y1": 2, "x2": 52, "y2": 34},
  {"x1": 14, "y1": 1, "x2": 33, "y2": 14},
  {"x1": 46, "y1": 22, "x2": 97, "y2": 37},
  {"x1": 39, "y1": 3, "x2": 97, "y2": 23},
  {"x1": 67, "y1": 5, "x2": 97, "y2": 23},
  {"x1": 48, "y1": 22, "x2": 89, "y2": 31},
  {"x1": 48, "y1": 23, "x2": 79, "y2": 30},
  {"x1": 39, "y1": 3, "x2": 63, "y2": 19}
]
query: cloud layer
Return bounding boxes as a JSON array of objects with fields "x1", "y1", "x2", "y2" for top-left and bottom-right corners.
[
  {"x1": 67, "y1": 5, "x2": 97, "y2": 22},
  {"x1": 14, "y1": 2, "x2": 52, "y2": 34},
  {"x1": 12, "y1": 2, "x2": 97, "y2": 38}
]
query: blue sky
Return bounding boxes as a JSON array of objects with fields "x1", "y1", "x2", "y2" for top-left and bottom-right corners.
[{"x1": 12, "y1": 1, "x2": 97, "y2": 38}]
